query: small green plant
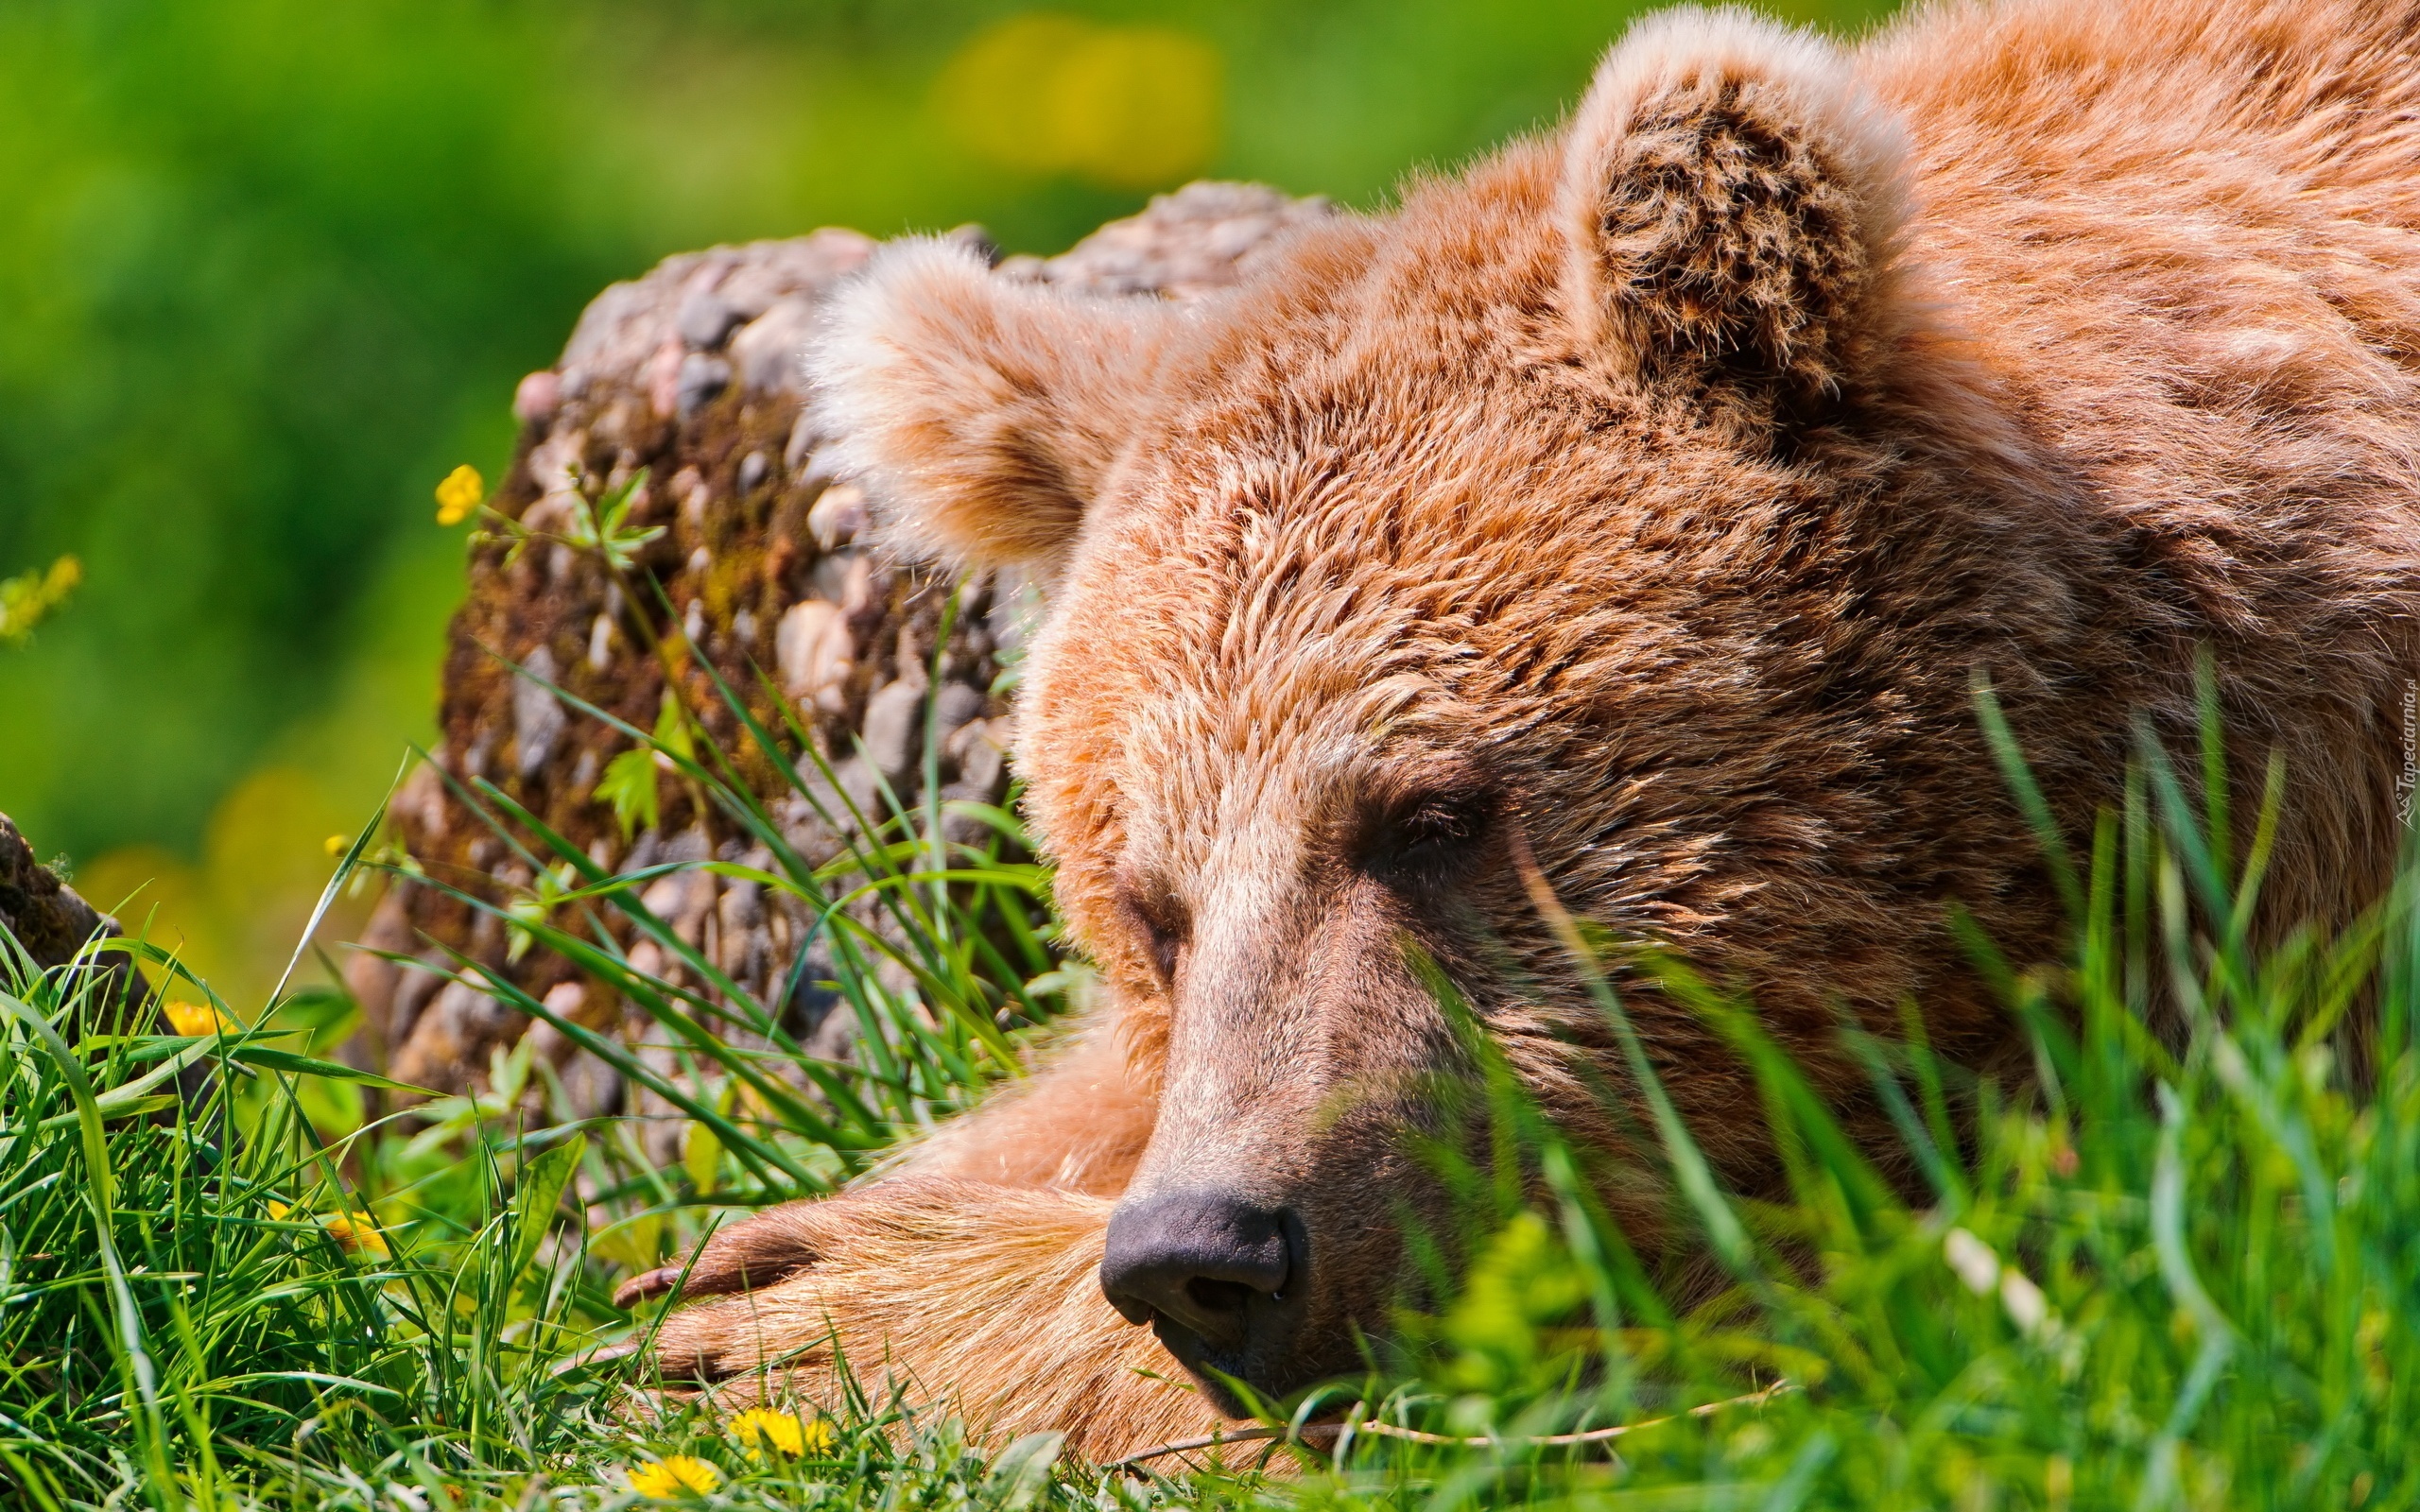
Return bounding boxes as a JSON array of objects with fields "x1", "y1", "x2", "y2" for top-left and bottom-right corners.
[
  {"x1": 560, "y1": 470, "x2": 666, "y2": 575},
  {"x1": 455, "y1": 461, "x2": 665, "y2": 576},
  {"x1": 594, "y1": 689, "x2": 692, "y2": 842}
]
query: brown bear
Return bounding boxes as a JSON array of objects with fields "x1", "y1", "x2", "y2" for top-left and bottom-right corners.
[{"x1": 612, "y1": 0, "x2": 2420, "y2": 1460}]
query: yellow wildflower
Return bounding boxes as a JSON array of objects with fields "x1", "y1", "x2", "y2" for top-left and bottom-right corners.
[
  {"x1": 323, "y1": 833, "x2": 349, "y2": 858},
  {"x1": 435, "y1": 464, "x2": 485, "y2": 526},
  {"x1": 163, "y1": 1001, "x2": 236, "y2": 1037},
  {"x1": 320, "y1": 1210, "x2": 391, "y2": 1259},
  {"x1": 0, "y1": 554, "x2": 81, "y2": 646},
  {"x1": 628, "y1": 1456, "x2": 721, "y2": 1498},
  {"x1": 267, "y1": 1199, "x2": 391, "y2": 1258},
  {"x1": 729, "y1": 1407, "x2": 834, "y2": 1459}
]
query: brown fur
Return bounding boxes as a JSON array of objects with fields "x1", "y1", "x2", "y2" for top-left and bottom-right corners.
[{"x1": 621, "y1": 0, "x2": 2420, "y2": 1457}]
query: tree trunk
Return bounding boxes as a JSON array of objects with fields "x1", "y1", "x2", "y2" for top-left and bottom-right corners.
[{"x1": 348, "y1": 183, "x2": 1329, "y2": 1118}]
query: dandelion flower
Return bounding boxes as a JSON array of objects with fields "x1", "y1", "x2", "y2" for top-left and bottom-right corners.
[
  {"x1": 163, "y1": 1001, "x2": 236, "y2": 1037},
  {"x1": 629, "y1": 1456, "x2": 721, "y2": 1498},
  {"x1": 729, "y1": 1407, "x2": 832, "y2": 1460},
  {"x1": 268, "y1": 1199, "x2": 390, "y2": 1258},
  {"x1": 320, "y1": 1210, "x2": 391, "y2": 1259},
  {"x1": 435, "y1": 464, "x2": 485, "y2": 526}
]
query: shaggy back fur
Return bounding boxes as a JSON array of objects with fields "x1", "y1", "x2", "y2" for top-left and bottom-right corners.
[{"x1": 624, "y1": 0, "x2": 2420, "y2": 1459}]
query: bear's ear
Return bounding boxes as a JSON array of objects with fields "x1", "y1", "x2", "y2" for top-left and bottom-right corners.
[
  {"x1": 1555, "y1": 8, "x2": 1910, "y2": 428},
  {"x1": 808, "y1": 239, "x2": 1181, "y2": 572}
]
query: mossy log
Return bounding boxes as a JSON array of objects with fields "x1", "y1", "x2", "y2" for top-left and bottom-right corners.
[{"x1": 348, "y1": 183, "x2": 1329, "y2": 1126}]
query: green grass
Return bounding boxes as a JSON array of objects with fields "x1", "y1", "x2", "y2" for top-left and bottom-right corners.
[{"x1": 4, "y1": 675, "x2": 2417, "y2": 1509}]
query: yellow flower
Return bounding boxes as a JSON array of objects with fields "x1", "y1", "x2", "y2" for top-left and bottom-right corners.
[
  {"x1": 323, "y1": 833, "x2": 349, "y2": 858},
  {"x1": 0, "y1": 554, "x2": 81, "y2": 646},
  {"x1": 320, "y1": 1210, "x2": 391, "y2": 1259},
  {"x1": 729, "y1": 1407, "x2": 833, "y2": 1460},
  {"x1": 628, "y1": 1456, "x2": 721, "y2": 1498},
  {"x1": 435, "y1": 464, "x2": 485, "y2": 526},
  {"x1": 163, "y1": 1001, "x2": 236, "y2": 1037},
  {"x1": 267, "y1": 1199, "x2": 391, "y2": 1259}
]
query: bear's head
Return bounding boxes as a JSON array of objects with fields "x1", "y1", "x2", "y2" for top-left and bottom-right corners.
[{"x1": 810, "y1": 9, "x2": 2073, "y2": 1406}]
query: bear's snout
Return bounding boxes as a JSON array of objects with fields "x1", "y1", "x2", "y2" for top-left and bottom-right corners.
[{"x1": 1100, "y1": 1191, "x2": 1299, "y2": 1383}]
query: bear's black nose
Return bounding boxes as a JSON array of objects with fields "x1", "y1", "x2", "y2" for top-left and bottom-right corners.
[{"x1": 1100, "y1": 1192, "x2": 1291, "y2": 1345}]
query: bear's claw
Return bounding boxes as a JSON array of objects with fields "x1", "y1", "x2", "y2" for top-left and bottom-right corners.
[
  {"x1": 612, "y1": 1266, "x2": 678, "y2": 1309},
  {"x1": 613, "y1": 1195, "x2": 852, "y2": 1314}
]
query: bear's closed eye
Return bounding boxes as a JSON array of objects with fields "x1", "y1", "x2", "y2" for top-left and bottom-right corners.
[
  {"x1": 1357, "y1": 782, "x2": 1498, "y2": 884},
  {"x1": 1119, "y1": 890, "x2": 1188, "y2": 984}
]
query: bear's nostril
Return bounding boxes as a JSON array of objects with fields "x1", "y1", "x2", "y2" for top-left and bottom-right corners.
[
  {"x1": 1184, "y1": 1277, "x2": 1255, "y2": 1314},
  {"x1": 1100, "y1": 1191, "x2": 1293, "y2": 1343}
]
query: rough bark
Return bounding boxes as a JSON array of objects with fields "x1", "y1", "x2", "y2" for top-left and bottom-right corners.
[
  {"x1": 0, "y1": 813, "x2": 139, "y2": 1018},
  {"x1": 349, "y1": 182, "x2": 1330, "y2": 1117}
]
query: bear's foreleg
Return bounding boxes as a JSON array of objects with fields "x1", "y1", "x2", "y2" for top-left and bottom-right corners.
[
  {"x1": 613, "y1": 1019, "x2": 1206, "y2": 1456},
  {"x1": 620, "y1": 1178, "x2": 1218, "y2": 1460},
  {"x1": 615, "y1": 1019, "x2": 1149, "y2": 1305}
]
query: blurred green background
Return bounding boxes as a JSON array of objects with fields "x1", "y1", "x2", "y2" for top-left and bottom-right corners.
[{"x1": 0, "y1": 0, "x2": 1888, "y2": 1003}]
